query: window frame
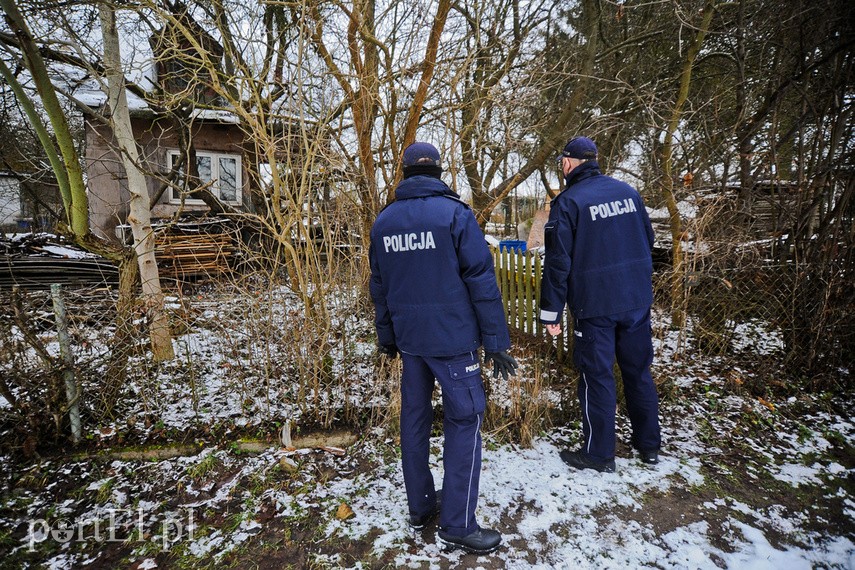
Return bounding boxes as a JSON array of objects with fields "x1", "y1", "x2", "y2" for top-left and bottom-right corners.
[{"x1": 167, "y1": 150, "x2": 242, "y2": 206}]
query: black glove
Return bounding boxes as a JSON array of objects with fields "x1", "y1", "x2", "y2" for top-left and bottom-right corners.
[
  {"x1": 484, "y1": 351, "x2": 518, "y2": 381},
  {"x1": 378, "y1": 343, "x2": 399, "y2": 359}
]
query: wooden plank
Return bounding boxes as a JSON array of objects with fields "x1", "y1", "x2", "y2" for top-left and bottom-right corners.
[
  {"x1": 534, "y1": 254, "x2": 543, "y2": 338},
  {"x1": 524, "y1": 253, "x2": 533, "y2": 334},
  {"x1": 509, "y1": 250, "x2": 518, "y2": 328},
  {"x1": 152, "y1": 226, "x2": 236, "y2": 279}
]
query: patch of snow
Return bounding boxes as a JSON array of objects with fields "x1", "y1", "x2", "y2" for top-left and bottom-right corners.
[
  {"x1": 39, "y1": 245, "x2": 98, "y2": 259},
  {"x1": 772, "y1": 463, "x2": 823, "y2": 487},
  {"x1": 647, "y1": 200, "x2": 698, "y2": 221},
  {"x1": 730, "y1": 320, "x2": 785, "y2": 355},
  {"x1": 43, "y1": 554, "x2": 75, "y2": 569}
]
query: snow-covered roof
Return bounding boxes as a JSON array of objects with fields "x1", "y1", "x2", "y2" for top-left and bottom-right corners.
[
  {"x1": 70, "y1": 78, "x2": 242, "y2": 123},
  {"x1": 71, "y1": 80, "x2": 151, "y2": 113}
]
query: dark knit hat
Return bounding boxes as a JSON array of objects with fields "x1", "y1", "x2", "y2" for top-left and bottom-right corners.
[
  {"x1": 402, "y1": 142, "x2": 441, "y2": 168},
  {"x1": 560, "y1": 136, "x2": 598, "y2": 159}
]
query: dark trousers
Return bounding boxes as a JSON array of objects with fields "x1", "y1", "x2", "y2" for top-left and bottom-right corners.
[
  {"x1": 572, "y1": 307, "x2": 661, "y2": 462},
  {"x1": 400, "y1": 351, "x2": 485, "y2": 537}
]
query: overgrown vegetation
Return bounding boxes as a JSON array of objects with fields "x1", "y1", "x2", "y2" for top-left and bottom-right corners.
[{"x1": 0, "y1": 0, "x2": 851, "y2": 564}]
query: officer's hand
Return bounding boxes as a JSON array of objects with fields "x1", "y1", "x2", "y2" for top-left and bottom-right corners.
[
  {"x1": 484, "y1": 351, "x2": 518, "y2": 381},
  {"x1": 546, "y1": 323, "x2": 562, "y2": 336},
  {"x1": 378, "y1": 343, "x2": 399, "y2": 359}
]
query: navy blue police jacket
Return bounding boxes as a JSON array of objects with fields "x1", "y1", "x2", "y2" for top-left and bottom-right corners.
[
  {"x1": 369, "y1": 175, "x2": 511, "y2": 357},
  {"x1": 539, "y1": 161, "x2": 655, "y2": 323}
]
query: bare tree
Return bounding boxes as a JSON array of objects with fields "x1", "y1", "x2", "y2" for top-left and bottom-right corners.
[
  {"x1": 442, "y1": 0, "x2": 557, "y2": 224},
  {"x1": 657, "y1": 0, "x2": 716, "y2": 327},
  {"x1": 0, "y1": 0, "x2": 88, "y2": 236},
  {"x1": 98, "y1": 2, "x2": 174, "y2": 362},
  {"x1": 0, "y1": 0, "x2": 175, "y2": 363}
]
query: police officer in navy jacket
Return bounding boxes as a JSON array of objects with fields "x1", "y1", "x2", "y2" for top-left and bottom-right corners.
[
  {"x1": 540, "y1": 136, "x2": 661, "y2": 473},
  {"x1": 369, "y1": 142, "x2": 517, "y2": 554}
]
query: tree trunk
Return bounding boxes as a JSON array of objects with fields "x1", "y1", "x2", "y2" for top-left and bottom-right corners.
[
  {"x1": 473, "y1": 0, "x2": 600, "y2": 226},
  {"x1": 0, "y1": 59, "x2": 72, "y2": 216},
  {"x1": 0, "y1": 0, "x2": 88, "y2": 236},
  {"x1": 350, "y1": 0, "x2": 381, "y2": 218},
  {"x1": 734, "y1": 0, "x2": 754, "y2": 224},
  {"x1": 102, "y1": 249, "x2": 139, "y2": 418},
  {"x1": 659, "y1": 0, "x2": 715, "y2": 328},
  {"x1": 99, "y1": 5, "x2": 174, "y2": 362},
  {"x1": 392, "y1": 0, "x2": 453, "y2": 189}
]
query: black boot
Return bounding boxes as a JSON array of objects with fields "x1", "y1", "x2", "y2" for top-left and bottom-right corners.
[
  {"x1": 438, "y1": 527, "x2": 502, "y2": 554},
  {"x1": 638, "y1": 449, "x2": 659, "y2": 465},
  {"x1": 559, "y1": 449, "x2": 616, "y2": 473},
  {"x1": 631, "y1": 439, "x2": 660, "y2": 465}
]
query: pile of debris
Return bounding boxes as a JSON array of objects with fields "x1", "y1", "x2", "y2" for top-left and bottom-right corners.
[
  {"x1": 150, "y1": 218, "x2": 239, "y2": 280},
  {"x1": 0, "y1": 233, "x2": 119, "y2": 289}
]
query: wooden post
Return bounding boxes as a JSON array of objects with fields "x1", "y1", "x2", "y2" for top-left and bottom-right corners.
[
  {"x1": 496, "y1": 248, "x2": 508, "y2": 325},
  {"x1": 534, "y1": 254, "x2": 543, "y2": 338},
  {"x1": 50, "y1": 284, "x2": 81, "y2": 443},
  {"x1": 513, "y1": 250, "x2": 525, "y2": 330},
  {"x1": 524, "y1": 253, "x2": 533, "y2": 334},
  {"x1": 508, "y1": 249, "x2": 518, "y2": 328}
]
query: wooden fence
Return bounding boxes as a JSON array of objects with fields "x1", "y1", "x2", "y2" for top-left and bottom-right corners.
[{"x1": 492, "y1": 247, "x2": 573, "y2": 361}]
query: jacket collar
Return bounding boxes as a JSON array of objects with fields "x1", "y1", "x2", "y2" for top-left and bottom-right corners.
[
  {"x1": 564, "y1": 160, "x2": 602, "y2": 189},
  {"x1": 395, "y1": 175, "x2": 459, "y2": 200}
]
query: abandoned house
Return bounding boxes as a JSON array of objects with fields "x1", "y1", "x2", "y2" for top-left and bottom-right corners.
[{"x1": 81, "y1": 16, "x2": 249, "y2": 246}]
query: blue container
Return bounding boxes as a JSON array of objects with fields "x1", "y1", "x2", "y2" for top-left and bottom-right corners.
[{"x1": 499, "y1": 239, "x2": 527, "y2": 253}]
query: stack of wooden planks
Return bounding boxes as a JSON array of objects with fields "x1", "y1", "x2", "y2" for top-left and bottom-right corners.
[{"x1": 154, "y1": 226, "x2": 236, "y2": 280}]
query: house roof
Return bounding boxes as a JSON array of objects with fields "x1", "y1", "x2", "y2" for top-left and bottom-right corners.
[
  {"x1": 51, "y1": 30, "x2": 241, "y2": 124},
  {"x1": 70, "y1": 76, "x2": 242, "y2": 124},
  {"x1": 72, "y1": 80, "x2": 151, "y2": 113},
  {"x1": 73, "y1": 86, "x2": 242, "y2": 125}
]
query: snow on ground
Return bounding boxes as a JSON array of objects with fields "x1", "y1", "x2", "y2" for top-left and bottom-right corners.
[
  {"x1": 314, "y1": 423, "x2": 853, "y2": 569},
  {"x1": 7, "y1": 389, "x2": 852, "y2": 569},
  {"x1": 0, "y1": 288, "x2": 852, "y2": 569},
  {"x1": 730, "y1": 320, "x2": 785, "y2": 355}
]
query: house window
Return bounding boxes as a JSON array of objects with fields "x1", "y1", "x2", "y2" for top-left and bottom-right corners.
[{"x1": 168, "y1": 151, "x2": 241, "y2": 205}]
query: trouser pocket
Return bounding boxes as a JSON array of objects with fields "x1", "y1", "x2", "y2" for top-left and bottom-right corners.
[
  {"x1": 441, "y1": 356, "x2": 486, "y2": 420},
  {"x1": 572, "y1": 327, "x2": 597, "y2": 372}
]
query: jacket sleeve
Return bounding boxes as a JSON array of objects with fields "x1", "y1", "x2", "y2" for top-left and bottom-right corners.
[
  {"x1": 454, "y1": 207, "x2": 511, "y2": 353},
  {"x1": 539, "y1": 200, "x2": 574, "y2": 324},
  {"x1": 368, "y1": 237, "x2": 396, "y2": 347}
]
